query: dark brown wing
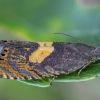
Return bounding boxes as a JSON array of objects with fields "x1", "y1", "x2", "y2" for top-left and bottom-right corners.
[
  {"x1": 36, "y1": 43, "x2": 96, "y2": 76},
  {"x1": 0, "y1": 41, "x2": 97, "y2": 80}
]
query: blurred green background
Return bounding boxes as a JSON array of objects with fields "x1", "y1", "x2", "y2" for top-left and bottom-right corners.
[{"x1": 0, "y1": 0, "x2": 100, "y2": 100}]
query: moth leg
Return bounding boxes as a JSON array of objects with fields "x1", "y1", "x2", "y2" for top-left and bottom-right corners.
[
  {"x1": 78, "y1": 61, "x2": 92, "y2": 78},
  {"x1": 78, "y1": 58, "x2": 96, "y2": 78},
  {"x1": 78, "y1": 66, "x2": 86, "y2": 78},
  {"x1": 50, "y1": 75, "x2": 57, "y2": 86}
]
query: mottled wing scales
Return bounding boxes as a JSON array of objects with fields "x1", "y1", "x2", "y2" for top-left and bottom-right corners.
[
  {"x1": 0, "y1": 41, "x2": 41, "y2": 80},
  {"x1": 0, "y1": 41, "x2": 97, "y2": 80},
  {"x1": 36, "y1": 43, "x2": 96, "y2": 76}
]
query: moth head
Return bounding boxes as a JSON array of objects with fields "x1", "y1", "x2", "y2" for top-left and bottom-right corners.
[{"x1": 92, "y1": 47, "x2": 100, "y2": 59}]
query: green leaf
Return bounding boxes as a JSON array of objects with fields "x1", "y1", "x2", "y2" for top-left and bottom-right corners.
[{"x1": 19, "y1": 78, "x2": 51, "y2": 87}]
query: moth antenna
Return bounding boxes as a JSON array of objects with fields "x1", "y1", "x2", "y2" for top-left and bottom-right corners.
[{"x1": 54, "y1": 32, "x2": 93, "y2": 46}]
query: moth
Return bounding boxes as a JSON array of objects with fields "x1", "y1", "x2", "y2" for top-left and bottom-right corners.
[{"x1": 0, "y1": 33, "x2": 100, "y2": 82}]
